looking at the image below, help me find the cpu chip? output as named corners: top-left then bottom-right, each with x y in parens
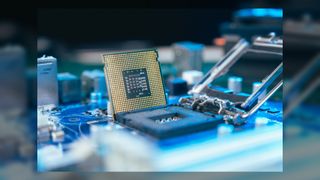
top-left (122, 68), bottom-right (151, 99)
top-left (102, 49), bottom-right (167, 116)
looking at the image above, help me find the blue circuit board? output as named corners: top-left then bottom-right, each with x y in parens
top-left (40, 95), bottom-right (282, 150)
top-left (36, 77), bottom-right (284, 172)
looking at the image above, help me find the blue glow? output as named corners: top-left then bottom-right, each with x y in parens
top-left (236, 8), bottom-right (283, 18)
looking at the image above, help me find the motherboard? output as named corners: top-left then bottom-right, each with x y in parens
top-left (37, 34), bottom-right (283, 172)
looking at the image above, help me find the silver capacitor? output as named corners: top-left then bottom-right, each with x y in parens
top-left (228, 76), bottom-right (242, 94)
top-left (37, 55), bottom-right (59, 107)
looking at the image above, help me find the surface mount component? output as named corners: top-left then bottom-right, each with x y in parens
top-left (102, 49), bottom-right (167, 116)
top-left (57, 73), bottom-right (81, 104)
top-left (81, 70), bottom-right (107, 98)
top-left (116, 105), bottom-right (223, 139)
top-left (37, 55), bottom-right (59, 107)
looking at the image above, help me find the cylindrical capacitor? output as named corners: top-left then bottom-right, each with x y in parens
top-left (182, 70), bottom-right (204, 86)
top-left (228, 76), bottom-right (243, 94)
top-left (252, 81), bottom-right (266, 102)
top-left (168, 78), bottom-right (188, 96)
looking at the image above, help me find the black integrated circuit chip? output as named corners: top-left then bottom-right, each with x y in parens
top-left (122, 68), bottom-right (151, 99)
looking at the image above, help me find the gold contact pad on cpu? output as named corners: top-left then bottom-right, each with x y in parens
top-left (102, 49), bottom-right (167, 115)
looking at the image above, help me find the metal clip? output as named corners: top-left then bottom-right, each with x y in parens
top-left (186, 34), bottom-right (283, 121)
top-left (241, 62), bottom-right (283, 110)
top-left (189, 39), bottom-right (249, 95)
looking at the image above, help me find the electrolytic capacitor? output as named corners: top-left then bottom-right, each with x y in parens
top-left (228, 76), bottom-right (243, 94)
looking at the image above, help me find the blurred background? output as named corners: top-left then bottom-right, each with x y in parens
top-left (0, 0), bottom-right (320, 179)
top-left (37, 8), bottom-right (283, 99)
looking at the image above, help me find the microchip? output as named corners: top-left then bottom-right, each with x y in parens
top-left (102, 49), bottom-right (167, 116)
top-left (122, 68), bottom-right (151, 99)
